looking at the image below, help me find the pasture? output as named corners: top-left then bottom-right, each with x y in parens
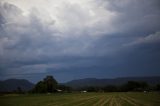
top-left (0, 92), bottom-right (160, 106)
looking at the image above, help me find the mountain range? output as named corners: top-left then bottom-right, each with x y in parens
top-left (65, 76), bottom-right (160, 89)
top-left (0, 79), bottom-right (34, 92)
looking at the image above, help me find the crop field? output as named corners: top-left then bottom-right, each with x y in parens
top-left (0, 92), bottom-right (160, 106)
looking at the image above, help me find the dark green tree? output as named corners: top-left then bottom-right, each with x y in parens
top-left (44, 76), bottom-right (58, 92)
top-left (33, 75), bottom-right (58, 93)
top-left (34, 81), bottom-right (47, 93)
top-left (124, 81), bottom-right (140, 91)
top-left (139, 82), bottom-right (149, 90)
top-left (156, 84), bottom-right (160, 91)
top-left (122, 81), bottom-right (149, 91)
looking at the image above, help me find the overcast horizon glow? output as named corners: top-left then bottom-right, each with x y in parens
top-left (0, 0), bottom-right (160, 83)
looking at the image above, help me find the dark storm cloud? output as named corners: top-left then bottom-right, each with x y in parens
top-left (0, 0), bottom-right (160, 82)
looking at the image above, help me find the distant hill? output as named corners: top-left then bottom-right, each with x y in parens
top-left (65, 76), bottom-right (160, 89)
top-left (0, 79), bottom-right (34, 92)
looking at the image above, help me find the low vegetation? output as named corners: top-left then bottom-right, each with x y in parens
top-left (0, 92), bottom-right (160, 106)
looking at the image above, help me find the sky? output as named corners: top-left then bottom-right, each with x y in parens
top-left (0, 0), bottom-right (160, 83)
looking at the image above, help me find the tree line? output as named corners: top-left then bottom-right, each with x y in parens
top-left (29, 75), bottom-right (160, 93)
top-left (79, 81), bottom-right (153, 92)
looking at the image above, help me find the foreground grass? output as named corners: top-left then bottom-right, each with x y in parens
top-left (0, 92), bottom-right (160, 106)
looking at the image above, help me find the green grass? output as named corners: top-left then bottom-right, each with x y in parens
top-left (0, 92), bottom-right (160, 106)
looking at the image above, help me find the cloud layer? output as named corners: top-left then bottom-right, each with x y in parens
top-left (0, 0), bottom-right (160, 82)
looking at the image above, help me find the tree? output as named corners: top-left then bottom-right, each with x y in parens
top-left (34, 81), bottom-right (47, 93)
top-left (33, 75), bottom-right (58, 93)
top-left (139, 82), bottom-right (149, 90)
top-left (122, 81), bottom-right (149, 91)
top-left (124, 81), bottom-right (140, 91)
top-left (156, 84), bottom-right (160, 91)
top-left (44, 76), bottom-right (58, 92)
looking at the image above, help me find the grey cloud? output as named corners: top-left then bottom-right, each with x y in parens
top-left (126, 31), bottom-right (160, 46)
top-left (0, 0), bottom-right (160, 82)
top-left (98, 0), bottom-right (160, 35)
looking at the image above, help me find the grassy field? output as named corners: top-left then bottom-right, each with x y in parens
top-left (0, 92), bottom-right (160, 106)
